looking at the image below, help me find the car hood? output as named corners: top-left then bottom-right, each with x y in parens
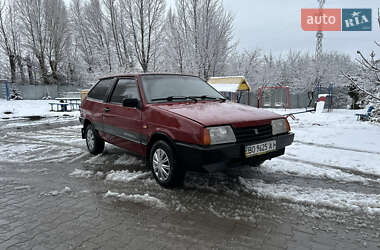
top-left (155, 101), bottom-right (283, 127)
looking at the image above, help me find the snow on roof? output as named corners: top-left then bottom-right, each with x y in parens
top-left (208, 76), bottom-right (245, 79)
top-left (209, 83), bottom-right (240, 92)
top-left (208, 76), bottom-right (251, 92)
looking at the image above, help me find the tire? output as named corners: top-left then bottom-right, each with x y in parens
top-left (149, 140), bottom-right (185, 188)
top-left (85, 123), bottom-right (105, 155)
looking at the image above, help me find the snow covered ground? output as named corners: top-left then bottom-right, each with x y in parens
top-left (0, 99), bottom-right (80, 120)
top-left (282, 109), bottom-right (380, 176)
top-left (1, 101), bottom-right (380, 217)
top-left (238, 108), bottom-right (380, 214)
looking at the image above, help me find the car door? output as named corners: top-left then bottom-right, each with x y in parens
top-left (102, 78), bottom-right (144, 155)
top-left (85, 78), bottom-right (116, 138)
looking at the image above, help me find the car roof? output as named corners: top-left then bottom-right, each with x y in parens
top-left (99, 72), bottom-right (200, 80)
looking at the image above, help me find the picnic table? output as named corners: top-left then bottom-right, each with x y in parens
top-left (49, 102), bottom-right (70, 112)
top-left (55, 97), bottom-right (81, 111)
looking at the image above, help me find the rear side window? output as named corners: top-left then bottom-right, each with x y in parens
top-left (110, 78), bottom-right (140, 104)
top-left (87, 78), bottom-right (113, 101)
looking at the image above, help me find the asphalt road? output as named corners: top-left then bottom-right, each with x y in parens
top-left (0, 118), bottom-right (379, 250)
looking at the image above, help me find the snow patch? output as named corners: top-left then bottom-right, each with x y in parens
top-left (105, 170), bottom-right (150, 183)
top-left (239, 178), bottom-right (380, 214)
top-left (41, 186), bottom-right (72, 197)
top-left (104, 191), bottom-right (166, 208)
top-left (69, 169), bottom-right (94, 178)
top-left (85, 154), bottom-right (106, 164)
top-left (261, 159), bottom-right (371, 184)
top-left (114, 154), bottom-right (143, 165)
top-left (0, 99), bottom-right (79, 120)
top-left (14, 185), bottom-right (32, 190)
top-left (17, 168), bottom-right (48, 174)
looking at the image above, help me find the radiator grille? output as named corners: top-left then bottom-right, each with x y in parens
top-left (233, 124), bottom-right (272, 143)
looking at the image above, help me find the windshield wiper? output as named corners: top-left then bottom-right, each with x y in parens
top-left (151, 96), bottom-right (198, 102)
top-left (190, 95), bottom-right (226, 102)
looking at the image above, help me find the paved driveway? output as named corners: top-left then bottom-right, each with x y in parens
top-left (0, 119), bottom-right (379, 249)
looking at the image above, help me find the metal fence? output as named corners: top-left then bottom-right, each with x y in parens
top-left (238, 87), bottom-right (349, 109)
top-left (0, 83), bottom-right (84, 100)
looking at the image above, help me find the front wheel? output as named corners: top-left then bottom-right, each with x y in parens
top-left (149, 140), bottom-right (185, 188)
top-left (85, 124), bottom-right (105, 155)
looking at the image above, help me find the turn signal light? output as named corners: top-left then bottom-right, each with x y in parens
top-left (202, 128), bottom-right (211, 145)
top-left (285, 118), bottom-right (291, 132)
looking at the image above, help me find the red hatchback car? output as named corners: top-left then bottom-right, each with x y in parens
top-left (80, 74), bottom-right (294, 188)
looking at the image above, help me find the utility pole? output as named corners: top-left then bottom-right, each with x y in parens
top-left (314, 0), bottom-right (326, 90)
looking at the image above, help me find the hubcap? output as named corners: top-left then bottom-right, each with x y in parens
top-left (152, 148), bottom-right (171, 182)
top-left (86, 128), bottom-right (95, 151)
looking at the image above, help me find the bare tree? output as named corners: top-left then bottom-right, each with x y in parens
top-left (162, 9), bottom-right (187, 72)
top-left (45, 0), bottom-right (70, 82)
top-left (70, 0), bottom-right (95, 71)
top-left (0, 0), bottom-right (20, 83)
top-left (173, 0), bottom-right (234, 79)
top-left (17, 0), bottom-right (50, 84)
top-left (84, 0), bottom-right (112, 72)
top-left (229, 49), bottom-right (261, 80)
top-left (342, 10), bottom-right (380, 102)
top-left (121, 0), bottom-right (165, 72)
top-left (103, 0), bottom-right (123, 67)
top-left (103, 0), bottom-right (133, 70)
top-left (342, 50), bottom-right (380, 101)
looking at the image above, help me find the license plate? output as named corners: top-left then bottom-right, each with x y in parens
top-left (245, 141), bottom-right (276, 158)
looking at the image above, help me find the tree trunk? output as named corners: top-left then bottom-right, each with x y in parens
top-left (38, 55), bottom-right (49, 84)
top-left (49, 59), bottom-right (58, 82)
top-left (26, 55), bottom-right (33, 85)
top-left (68, 63), bottom-right (74, 83)
top-left (142, 62), bottom-right (148, 73)
top-left (16, 55), bottom-right (26, 83)
top-left (9, 54), bottom-right (16, 83)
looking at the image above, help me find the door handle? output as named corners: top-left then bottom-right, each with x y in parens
top-left (104, 107), bottom-right (110, 112)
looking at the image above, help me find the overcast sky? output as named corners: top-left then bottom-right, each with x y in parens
top-left (66, 0), bottom-right (379, 59)
top-left (221, 0), bottom-right (380, 58)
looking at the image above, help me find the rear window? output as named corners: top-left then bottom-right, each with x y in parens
top-left (87, 78), bottom-right (113, 101)
top-left (110, 78), bottom-right (140, 104)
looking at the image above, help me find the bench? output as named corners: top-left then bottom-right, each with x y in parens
top-left (355, 106), bottom-right (374, 121)
top-left (49, 102), bottom-right (70, 112)
top-left (55, 98), bottom-right (81, 111)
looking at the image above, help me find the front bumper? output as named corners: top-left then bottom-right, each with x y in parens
top-left (175, 132), bottom-right (294, 172)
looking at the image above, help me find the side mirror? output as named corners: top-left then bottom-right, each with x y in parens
top-left (122, 98), bottom-right (140, 109)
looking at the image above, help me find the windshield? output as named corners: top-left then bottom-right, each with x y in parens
top-left (141, 75), bottom-right (225, 103)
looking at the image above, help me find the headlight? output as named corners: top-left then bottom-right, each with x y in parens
top-left (271, 119), bottom-right (290, 135)
top-left (203, 126), bottom-right (236, 145)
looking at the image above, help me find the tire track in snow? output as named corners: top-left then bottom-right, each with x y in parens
top-left (0, 119), bottom-right (79, 134)
top-left (224, 164), bottom-right (380, 197)
top-left (260, 158), bottom-right (376, 186)
top-left (5, 134), bottom-right (86, 150)
top-left (294, 140), bottom-right (380, 156)
top-left (280, 156), bottom-right (380, 181)
top-left (29, 151), bottom-right (84, 163)
top-left (0, 139), bottom-right (51, 146)
top-left (239, 177), bottom-right (380, 215)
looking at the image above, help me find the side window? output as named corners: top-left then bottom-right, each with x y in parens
top-left (88, 79), bottom-right (113, 101)
top-left (110, 78), bottom-right (140, 104)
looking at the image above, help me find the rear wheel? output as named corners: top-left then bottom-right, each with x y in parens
top-left (149, 140), bottom-right (185, 188)
top-left (85, 124), bottom-right (104, 155)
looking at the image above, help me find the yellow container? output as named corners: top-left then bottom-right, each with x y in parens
top-left (81, 89), bottom-right (89, 102)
